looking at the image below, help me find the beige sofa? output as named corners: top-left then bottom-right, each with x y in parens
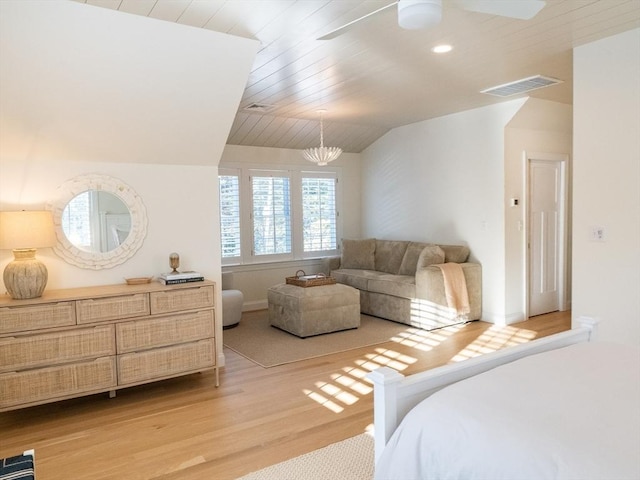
top-left (322, 238), bottom-right (481, 330)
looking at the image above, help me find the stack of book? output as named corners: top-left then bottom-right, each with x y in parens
top-left (159, 271), bottom-right (204, 285)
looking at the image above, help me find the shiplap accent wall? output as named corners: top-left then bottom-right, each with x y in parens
top-left (361, 97), bottom-right (573, 325)
top-left (361, 99), bottom-right (526, 324)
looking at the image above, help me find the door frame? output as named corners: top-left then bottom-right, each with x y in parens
top-left (523, 151), bottom-right (570, 317)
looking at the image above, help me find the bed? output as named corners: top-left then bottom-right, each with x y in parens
top-left (367, 317), bottom-right (640, 479)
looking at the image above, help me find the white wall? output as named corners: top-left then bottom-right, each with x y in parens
top-left (361, 99), bottom-right (526, 324)
top-left (504, 99), bottom-right (573, 321)
top-left (220, 144), bottom-right (362, 309)
top-left (0, 0), bottom-right (258, 366)
top-left (0, 1), bottom-right (257, 167)
top-left (0, 159), bottom-right (219, 285)
top-left (361, 97), bottom-right (573, 325)
top-left (572, 28), bottom-right (640, 345)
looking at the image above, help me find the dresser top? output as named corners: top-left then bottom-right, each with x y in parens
top-left (0, 280), bottom-right (215, 307)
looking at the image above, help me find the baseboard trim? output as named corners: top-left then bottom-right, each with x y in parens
top-left (243, 299), bottom-right (267, 312)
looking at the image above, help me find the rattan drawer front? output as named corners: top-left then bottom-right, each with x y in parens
top-left (0, 302), bottom-right (76, 334)
top-left (0, 357), bottom-right (117, 410)
top-left (150, 286), bottom-right (214, 314)
top-left (76, 293), bottom-right (150, 324)
top-left (117, 338), bottom-right (215, 385)
top-left (116, 310), bottom-right (214, 354)
top-left (0, 325), bottom-right (115, 373)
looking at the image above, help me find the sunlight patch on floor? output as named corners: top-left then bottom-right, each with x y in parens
top-left (452, 325), bottom-right (536, 362)
top-left (315, 381), bottom-right (359, 405)
top-left (302, 389), bottom-right (344, 413)
top-left (391, 322), bottom-right (463, 352)
top-left (303, 347), bottom-right (418, 413)
top-left (302, 316), bottom-right (466, 413)
top-left (331, 371), bottom-right (372, 395)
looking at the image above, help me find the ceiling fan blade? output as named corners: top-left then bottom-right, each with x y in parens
top-left (317, 1), bottom-right (398, 40)
top-left (452, 0), bottom-right (546, 20)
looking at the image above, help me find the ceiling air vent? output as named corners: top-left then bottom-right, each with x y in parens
top-left (243, 103), bottom-right (276, 113)
top-left (481, 75), bottom-right (563, 97)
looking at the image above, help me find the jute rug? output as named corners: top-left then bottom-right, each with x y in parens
top-left (236, 433), bottom-right (374, 480)
top-left (223, 310), bottom-right (412, 368)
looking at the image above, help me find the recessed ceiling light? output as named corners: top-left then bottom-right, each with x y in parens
top-left (431, 44), bottom-right (453, 54)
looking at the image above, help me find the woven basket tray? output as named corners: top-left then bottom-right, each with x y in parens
top-left (286, 270), bottom-right (336, 287)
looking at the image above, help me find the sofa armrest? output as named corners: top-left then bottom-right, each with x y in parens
top-left (321, 256), bottom-right (342, 275)
top-left (415, 262), bottom-right (482, 320)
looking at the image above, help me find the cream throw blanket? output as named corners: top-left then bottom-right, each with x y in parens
top-left (434, 263), bottom-right (470, 316)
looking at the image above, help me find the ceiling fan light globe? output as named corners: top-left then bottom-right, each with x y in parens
top-left (398, 0), bottom-right (442, 30)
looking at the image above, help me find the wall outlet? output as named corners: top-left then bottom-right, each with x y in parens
top-left (590, 226), bottom-right (606, 242)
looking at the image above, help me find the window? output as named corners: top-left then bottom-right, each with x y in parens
top-left (61, 190), bottom-right (93, 249)
top-left (251, 173), bottom-right (291, 257)
top-left (302, 175), bottom-right (337, 253)
top-left (219, 174), bottom-right (241, 259)
top-left (218, 166), bottom-right (341, 265)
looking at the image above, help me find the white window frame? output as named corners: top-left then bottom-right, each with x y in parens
top-left (219, 163), bottom-right (342, 266)
top-left (218, 168), bottom-right (242, 263)
top-left (296, 171), bottom-right (340, 259)
top-left (250, 169), bottom-right (293, 263)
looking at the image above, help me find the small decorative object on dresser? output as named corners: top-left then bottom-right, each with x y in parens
top-left (0, 280), bottom-right (218, 412)
top-left (125, 276), bottom-right (153, 285)
top-left (159, 271), bottom-right (204, 285)
top-left (169, 252), bottom-right (180, 273)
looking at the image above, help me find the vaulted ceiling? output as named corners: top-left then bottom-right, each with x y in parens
top-left (73, 0), bottom-right (640, 153)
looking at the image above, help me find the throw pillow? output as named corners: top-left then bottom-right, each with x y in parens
top-left (398, 242), bottom-right (429, 276)
top-left (341, 238), bottom-right (376, 270)
top-left (439, 245), bottom-right (470, 263)
top-left (375, 240), bottom-right (408, 274)
top-left (417, 245), bottom-right (445, 268)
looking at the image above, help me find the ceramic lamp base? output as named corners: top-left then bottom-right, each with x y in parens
top-left (3, 248), bottom-right (48, 299)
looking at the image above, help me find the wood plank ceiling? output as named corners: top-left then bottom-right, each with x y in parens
top-left (73, 0), bottom-right (640, 153)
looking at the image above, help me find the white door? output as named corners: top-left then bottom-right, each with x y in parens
top-left (528, 158), bottom-right (565, 317)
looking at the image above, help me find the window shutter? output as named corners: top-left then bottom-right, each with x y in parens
top-left (302, 176), bottom-right (337, 252)
top-left (251, 174), bottom-right (292, 256)
top-left (219, 174), bottom-right (241, 258)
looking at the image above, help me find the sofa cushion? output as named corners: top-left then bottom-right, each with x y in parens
top-left (398, 242), bottom-right (430, 276)
top-left (418, 245), bottom-right (446, 267)
top-left (332, 269), bottom-right (378, 291)
top-left (367, 274), bottom-right (416, 299)
top-left (341, 238), bottom-right (375, 269)
top-left (375, 240), bottom-right (408, 274)
top-left (439, 244), bottom-right (470, 263)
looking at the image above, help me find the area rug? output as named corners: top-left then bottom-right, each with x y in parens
top-left (223, 310), bottom-right (411, 368)
top-left (236, 433), bottom-right (374, 480)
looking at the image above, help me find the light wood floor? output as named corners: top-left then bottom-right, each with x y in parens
top-left (0, 311), bottom-right (570, 480)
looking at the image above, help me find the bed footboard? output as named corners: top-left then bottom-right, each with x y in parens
top-left (367, 317), bottom-right (598, 462)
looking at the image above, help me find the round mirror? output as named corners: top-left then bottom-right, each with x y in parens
top-left (61, 190), bottom-right (131, 253)
top-left (48, 174), bottom-right (147, 269)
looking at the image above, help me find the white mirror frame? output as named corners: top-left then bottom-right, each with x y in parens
top-left (47, 174), bottom-right (148, 270)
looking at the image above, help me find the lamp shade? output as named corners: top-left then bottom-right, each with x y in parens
top-left (0, 211), bottom-right (56, 250)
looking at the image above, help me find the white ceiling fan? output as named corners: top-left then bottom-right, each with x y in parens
top-left (318, 0), bottom-right (546, 40)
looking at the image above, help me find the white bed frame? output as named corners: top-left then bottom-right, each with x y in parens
top-left (366, 317), bottom-right (599, 461)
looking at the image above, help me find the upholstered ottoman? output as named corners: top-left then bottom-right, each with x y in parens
top-left (268, 283), bottom-right (360, 337)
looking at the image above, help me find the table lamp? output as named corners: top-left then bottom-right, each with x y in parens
top-left (0, 210), bottom-right (56, 299)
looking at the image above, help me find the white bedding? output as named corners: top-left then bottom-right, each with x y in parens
top-left (374, 342), bottom-right (640, 480)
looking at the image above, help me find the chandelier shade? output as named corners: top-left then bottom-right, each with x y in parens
top-left (303, 112), bottom-right (342, 166)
